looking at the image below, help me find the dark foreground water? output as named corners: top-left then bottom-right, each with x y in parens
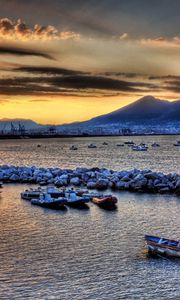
top-left (0, 184), bottom-right (180, 300)
top-left (0, 136), bottom-right (180, 299)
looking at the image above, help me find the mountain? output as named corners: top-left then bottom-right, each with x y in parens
top-left (82, 96), bottom-right (180, 126)
top-left (0, 118), bottom-right (43, 131)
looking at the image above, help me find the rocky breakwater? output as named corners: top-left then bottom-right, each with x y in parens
top-left (0, 165), bottom-right (180, 196)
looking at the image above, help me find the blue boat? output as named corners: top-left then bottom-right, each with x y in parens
top-left (145, 235), bottom-right (180, 258)
top-left (31, 193), bottom-right (67, 209)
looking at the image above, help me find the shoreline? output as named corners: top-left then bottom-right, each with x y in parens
top-left (0, 165), bottom-right (179, 196)
top-left (0, 133), bottom-right (180, 140)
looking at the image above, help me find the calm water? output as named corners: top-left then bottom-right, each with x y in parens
top-left (0, 136), bottom-right (180, 299)
top-left (0, 135), bottom-right (179, 173)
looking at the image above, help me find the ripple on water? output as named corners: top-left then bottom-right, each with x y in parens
top-left (0, 185), bottom-right (179, 299)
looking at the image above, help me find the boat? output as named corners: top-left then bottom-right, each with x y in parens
top-left (21, 185), bottom-right (64, 200)
top-left (21, 187), bottom-right (43, 200)
top-left (151, 142), bottom-right (160, 147)
top-left (139, 143), bottom-right (148, 148)
top-left (145, 235), bottom-right (180, 258)
top-left (65, 190), bottom-right (90, 208)
top-left (31, 193), bottom-right (67, 209)
top-left (116, 144), bottom-right (124, 147)
top-left (102, 142), bottom-right (108, 145)
top-left (70, 145), bottom-right (78, 150)
top-left (0, 182), bottom-right (3, 188)
top-left (124, 141), bottom-right (134, 145)
top-left (132, 145), bottom-right (148, 151)
top-left (88, 143), bottom-right (97, 149)
top-left (174, 141), bottom-right (180, 147)
top-left (92, 195), bottom-right (118, 209)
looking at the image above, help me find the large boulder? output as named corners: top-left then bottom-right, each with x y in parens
top-left (87, 181), bottom-right (96, 189)
top-left (95, 178), bottom-right (109, 190)
top-left (70, 177), bottom-right (81, 186)
top-left (9, 174), bottom-right (20, 182)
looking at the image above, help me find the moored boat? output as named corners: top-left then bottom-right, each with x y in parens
top-left (88, 143), bottom-right (97, 149)
top-left (124, 141), bottom-right (134, 145)
top-left (65, 189), bottom-right (90, 208)
top-left (174, 141), bottom-right (180, 147)
top-left (132, 145), bottom-right (148, 151)
top-left (145, 235), bottom-right (180, 258)
top-left (0, 181), bottom-right (3, 188)
top-left (92, 195), bottom-right (118, 209)
top-left (70, 145), bottom-right (78, 150)
top-left (31, 193), bottom-right (67, 209)
top-left (151, 142), bottom-right (160, 147)
top-left (21, 185), bottom-right (64, 200)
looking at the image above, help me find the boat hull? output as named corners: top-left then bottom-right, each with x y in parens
top-left (92, 196), bottom-right (118, 209)
top-left (145, 235), bottom-right (180, 258)
top-left (31, 198), bottom-right (67, 209)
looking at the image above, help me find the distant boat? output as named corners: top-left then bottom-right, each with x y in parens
top-left (102, 142), bottom-right (108, 145)
top-left (132, 145), bottom-right (148, 151)
top-left (92, 195), bottom-right (118, 209)
top-left (31, 193), bottom-right (67, 209)
top-left (139, 143), bottom-right (148, 148)
top-left (116, 144), bottom-right (124, 147)
top-left (88, 143), bottom-right (97, 148)
top-left (152, 142), bottom-right (160, 147)
top-left (124, 141), bottom-right (134, 145)
top-left (145, 235), bottom-right (180, 258)
top-left (0, 182), bottom-right (3, 188)
top-left (70, 145), bottom-right (78, 150)
top-left (174, 141), bottom-right (180, 147)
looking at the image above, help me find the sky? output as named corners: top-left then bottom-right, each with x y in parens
top-left (0, 0), bottom-right (180, 124)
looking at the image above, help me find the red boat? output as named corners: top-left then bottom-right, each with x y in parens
top-left (92, 195), bottom-right (118, 209)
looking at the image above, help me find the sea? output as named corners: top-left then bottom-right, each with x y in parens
top-left (0, 135), bottom-right (179, 300)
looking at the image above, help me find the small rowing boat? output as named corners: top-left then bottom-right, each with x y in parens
top-left (145, 235), bottom-right (180, 258)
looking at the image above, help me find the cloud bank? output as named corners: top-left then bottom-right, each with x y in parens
top-left (0, 18), bottom-right (80, 41)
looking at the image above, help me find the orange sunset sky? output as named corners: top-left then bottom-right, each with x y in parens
top-left (0, 0), bottom-right (179, 124)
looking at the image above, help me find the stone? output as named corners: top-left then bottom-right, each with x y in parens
top-left (95, 179), bottom-right (109, 190)
top-left (87, 181), bottom-right (96, 189)
top-left (70, 177), bottom-right (81, 186)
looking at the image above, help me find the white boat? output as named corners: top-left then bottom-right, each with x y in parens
top-left (70, 145), bottom-right (78, 150)
top-left (88, 143), bottom-right (97, 148)
top-left (132, 145), bottom-right (148, 151)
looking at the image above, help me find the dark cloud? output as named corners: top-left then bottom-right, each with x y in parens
top-left (149, 75), bottom-right (180, 80)
top-left (0, 73), bottom-right (159, 97)
top-left (165, 80), bottom-right (180, 93)
top-left (0, 46), bottom-right (54, 60)
top-left (15, 66), bottom-right (88, 75)
top-left (49, 75), bottom-right (156, 92)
